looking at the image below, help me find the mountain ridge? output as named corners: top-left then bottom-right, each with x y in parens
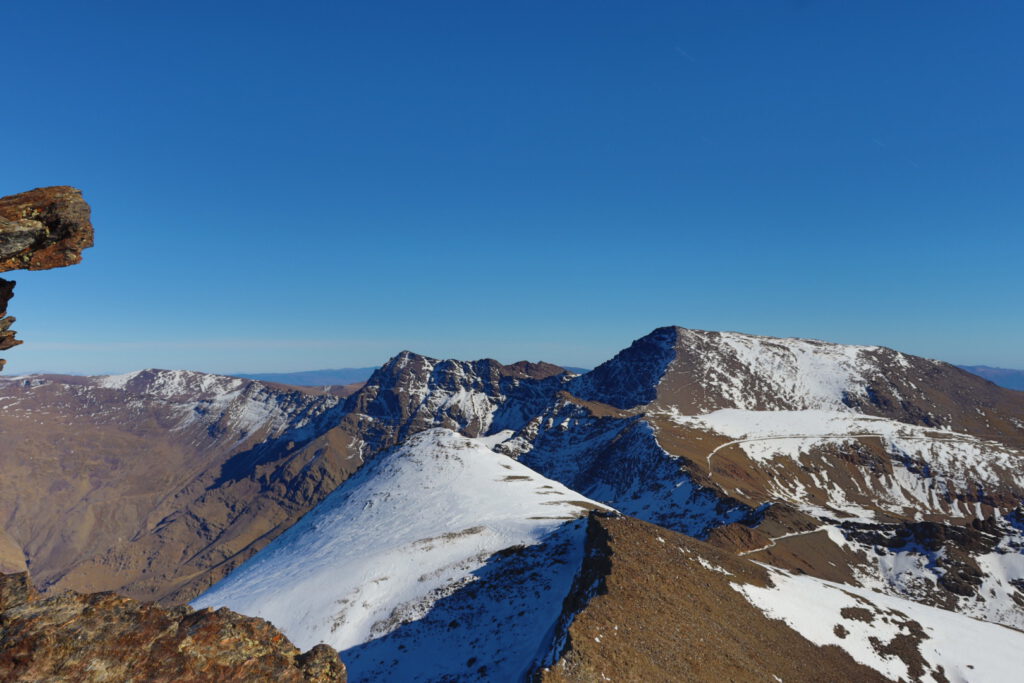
top-left (187, 325), bottom-right (1024, 679)
top-left (5, 324), bottom-right (1024, 680)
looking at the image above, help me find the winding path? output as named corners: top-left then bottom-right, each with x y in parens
top-left (737, 528), bottom-right (826, 557)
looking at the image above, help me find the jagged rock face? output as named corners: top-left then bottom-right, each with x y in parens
top-left (0, 571), bottom-right (345, 682)
top-left (0, 187), bottom-right (93, 271)
top-left (344, 351), bottom-right (570, 448)
top-left (0, 281), bottom-right (15, 360)
top-left (566, 326), bottom-right (676, 409)
top-left (0, 186), bottom-right (94, 370)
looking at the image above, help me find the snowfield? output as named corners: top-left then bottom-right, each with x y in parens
top-left (732, 565), bottom-right (1023, 682)
top-left (665, 408), bottom-right (1024, 520)
top-left (695, 330), bottom-right (883, 411)
top-left (193, 428), bottom-right (608, 680)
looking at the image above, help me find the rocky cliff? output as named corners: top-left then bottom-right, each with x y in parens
top-left (0, 186), bottom-right (94, 370)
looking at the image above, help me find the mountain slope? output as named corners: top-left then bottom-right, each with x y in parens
top-left (0, 355), bottom-right (575, 605)
top-left (194, 428), bottom-right (605, 681)
top-left (0, 370), bottom-right (353, 602)
top-left (514, 327), bottom-right (1024, 630)
top-left (4, 324), bottom-right (1023, 679)
top-left (572, 327), bottom-right (1024, 444)
top-left (536, 513), bottom-right (1023, 683)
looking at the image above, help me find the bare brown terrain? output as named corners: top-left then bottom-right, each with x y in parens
top-left (535, 513), bottom-right (886, 683)
top-left (0, 371), bottom-right (364, 603)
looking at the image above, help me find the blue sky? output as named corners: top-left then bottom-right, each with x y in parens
top-left (2, 1), bottom-right (1022, 374)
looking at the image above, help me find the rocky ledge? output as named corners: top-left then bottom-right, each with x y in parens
top-left (0, 572), bottom-right (346, 682)
top-left (0, 186), bottom-right (94, 369)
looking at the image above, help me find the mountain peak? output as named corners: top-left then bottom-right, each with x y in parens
top-left (561, 325), bottom-right (1024, 437)
top-left (567, 326), bottom-right (679, 409)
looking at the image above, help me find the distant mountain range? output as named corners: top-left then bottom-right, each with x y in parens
top-left (5, 326), bottom-right (1023, 679)
top-left (959, 365), bottom-right (1024, 391)
top-left (235, 366), bottom-right (591, 387)
top-left (234, 367), bottom-right (379, 386)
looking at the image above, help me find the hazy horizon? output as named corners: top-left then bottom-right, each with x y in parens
top-left (6, 324), bottom-right (1023, 378)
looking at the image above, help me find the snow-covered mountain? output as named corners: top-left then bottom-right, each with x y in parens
top-left (344, 352), bottom-right (571, 447)
top-left (0, 357), bottom-right (576, 604)
top-left (194, 428), bottom-right (605, 681)
top-left (6, 326), bottom-right (1024, 681)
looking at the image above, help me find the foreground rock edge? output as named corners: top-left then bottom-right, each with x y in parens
top-left (0, 571), bottom-right (346, 682)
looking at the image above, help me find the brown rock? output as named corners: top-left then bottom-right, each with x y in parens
top-left (0, 186), bottom-right (94, 272)
top-left (0, 186), bottom-right (94, 370)
top-left (0, 571), bottom-right (346, 682)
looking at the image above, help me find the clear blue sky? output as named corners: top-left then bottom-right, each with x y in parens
top-left (3, 1), bottom-right (1022, 374)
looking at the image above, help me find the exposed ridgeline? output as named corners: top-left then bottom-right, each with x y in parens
top-left (0, 186), bottom-right (94, 370)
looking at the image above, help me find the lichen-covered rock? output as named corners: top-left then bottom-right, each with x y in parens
top-left (0, 572), bottom-right (346, 682)
top-left (0, 186), bottom-right (94, 370)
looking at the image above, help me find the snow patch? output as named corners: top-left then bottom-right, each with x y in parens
top-left (732, 567), bottom-right (1024, 682)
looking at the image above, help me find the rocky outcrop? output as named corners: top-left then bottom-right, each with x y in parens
top-left (0, 571), bottom-right (345, 682)
top-left (345, 351), bottom-right (571, 447)
top-left (0, 186), bottom-right (94, 370)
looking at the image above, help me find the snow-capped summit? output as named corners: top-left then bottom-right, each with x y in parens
top-left (568, 326), bottom-right (1024, 437)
